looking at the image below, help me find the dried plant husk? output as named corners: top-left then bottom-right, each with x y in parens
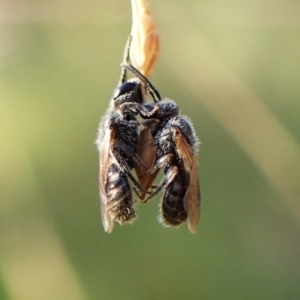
top-left (130, 0), bottom-right (160, 78)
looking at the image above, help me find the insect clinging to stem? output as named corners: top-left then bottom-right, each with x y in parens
top-left (96, 36), bottom-right (148, 233)
top-left (123, 63), bottom-right (201, 233)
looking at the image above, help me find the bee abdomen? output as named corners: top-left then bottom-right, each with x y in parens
top-left (106, 164), bottom-right (136, 224)
top-left (160, 182), bottom-right (187, 227)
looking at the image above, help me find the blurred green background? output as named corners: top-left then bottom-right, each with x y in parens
top-left (1, 1), bottom-right (300, 299)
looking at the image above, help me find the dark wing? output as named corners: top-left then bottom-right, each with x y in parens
top-left (175, 133), bottom-right (201, 234)
top-left (135, 127), bottom-right (159, 201)
top-left (98, 118), bottom-right (116, 233)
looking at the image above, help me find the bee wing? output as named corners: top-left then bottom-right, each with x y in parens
top-left (98, 120), bottom-right (116, 233)
top-left (135, 128), bottom-right (159, 200)
top-left (184, 155), bottom-right (200, 234)
top-left (176, 135), bottom-right (201, 234)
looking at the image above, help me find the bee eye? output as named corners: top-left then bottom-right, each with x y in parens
top-left (113, 82), bottom-right (137, 99)
top-left (143, 103), bottom-right (155, 112)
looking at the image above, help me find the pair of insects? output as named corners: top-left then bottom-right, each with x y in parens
top-left (96, 39), bottom-right (200, 233)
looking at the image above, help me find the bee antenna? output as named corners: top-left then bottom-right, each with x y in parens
top-left (118, 35), bottom-right (133, 84)
top-left (121, 63), bottom-right (161, 103)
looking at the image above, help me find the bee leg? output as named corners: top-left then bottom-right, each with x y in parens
top-left (144, 166), bottom-right (178, 202)
top-left (127, 120), bottom-right (141, 126)
top-left (132, 183), bottom-right (153, 200)
top-left (139, 105), bottom-right (160, 118)
top-left (132, 186), bottom-right (143, 201)
top-left (127, 172), bottom-right (151, 194)
top-left (142, 154), bottom-right (173, 176)
top-left (119, 102), bottom-right (140, 115)
top-left (115, 118), bottom-right (140, 128)
top-left (111, 149), bottom-right (131, 174)
top-left (132, 154), bottom-right (148, 171)
top-left (111, 145), bottom-right (145, 173)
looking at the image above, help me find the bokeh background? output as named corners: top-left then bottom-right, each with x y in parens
top-left (1, 1), bottom-right (300, 299)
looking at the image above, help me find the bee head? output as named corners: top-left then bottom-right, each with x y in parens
top-left (158, 100), bottom-right (179, 118)
top-left (113, 81), bottom-right (143, 108)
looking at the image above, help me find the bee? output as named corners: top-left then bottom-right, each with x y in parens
top-left (96, 37), bottom-right (147, 233)
top-left (122, 63), bottom-right (201, 233)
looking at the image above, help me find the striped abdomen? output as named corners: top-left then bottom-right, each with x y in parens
top-left (106, 164), bottom-right (136, 224)
top-left (160, 172), bottom-right (187, 227)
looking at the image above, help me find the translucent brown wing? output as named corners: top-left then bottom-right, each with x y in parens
top-left (175, 132), bottom-right (201, 234)
top-left (184, 155), bottom-right (200, 234)
top-left (135, 128), bottom-right (159, 201)
top-left (98, 117), bottom-right (116, 233)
